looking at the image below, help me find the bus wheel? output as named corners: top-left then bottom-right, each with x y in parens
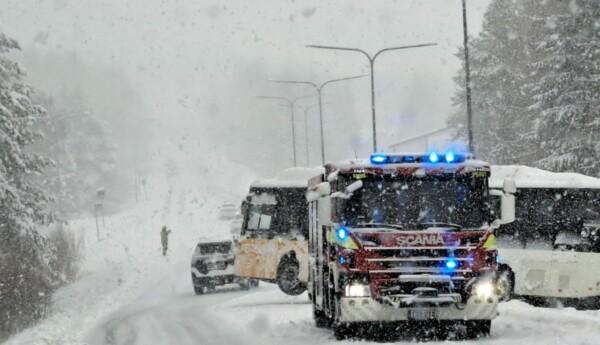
top-left (276, 256), bottom-right (306, 295)
top-left (496, 266), bottom-right (514, 302)
top-left (576, 296), bottom-right (600, 310)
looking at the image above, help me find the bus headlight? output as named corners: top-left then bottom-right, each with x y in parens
top-left (344, 283), bottom-right (371, 297)
top-left (474, 281), bottom-right (495, 299)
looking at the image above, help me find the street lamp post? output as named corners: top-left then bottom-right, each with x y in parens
top-left (270, 75), bottom-right (367, 164)
top-left (257, 95), bottom-right (313, 167)
top-left (462, 0), bottom-right (474, 154)
top-left (306, 43), bottom-right (437, 152)
top-left (299, 103), bottom-right (327, 167)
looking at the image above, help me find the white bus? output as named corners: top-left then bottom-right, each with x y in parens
top-left (490, 165), bottom-right (600, 309)
top-left (234, 167), bottom-right (324, 295)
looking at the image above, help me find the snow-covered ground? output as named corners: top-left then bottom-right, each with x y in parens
top-left (4, 167), bottom-right (600, 345)
top-left (83, 286), bottom-right (600, 345)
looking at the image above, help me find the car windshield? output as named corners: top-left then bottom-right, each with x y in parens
top-left (336, 174), bottom-right (491, 229)
top-left (198, 243), bottom-right (231, 255)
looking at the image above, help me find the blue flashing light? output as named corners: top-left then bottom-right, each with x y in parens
top-left (445, 259), bottom-right (458, 270)
top-left (428, 152), bottom-right (440, 163)
top-left (370, 153), bottom-right (388, 164)
top-left (336, 227), bottom-right (348, 240)
top-left (445, 151), bottom-right (456, 163)
top-left (339, 256), bottom-right (346, 264)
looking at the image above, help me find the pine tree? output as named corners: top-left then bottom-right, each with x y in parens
top-left (0, 33), bottom-right (54, 339)
top-left (34, 92), bottom-right (117, 218)
top-left (449, 0), bottom-right (537, 164)
top-left (450, 0), bottom-right (599, 176)
top-left (524, 0), bottom-right (600, 176)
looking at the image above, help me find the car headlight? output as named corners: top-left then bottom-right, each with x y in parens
top-left (474, 281), bottom-right (495, 299)
top-left (344, 284), bottom-right (371, 297)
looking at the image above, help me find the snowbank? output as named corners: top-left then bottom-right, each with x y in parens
top-left (3, 159), bottom-right (256, 345)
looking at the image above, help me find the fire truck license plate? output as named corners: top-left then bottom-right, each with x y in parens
top-left (408, 308), bottom-right (437, 320)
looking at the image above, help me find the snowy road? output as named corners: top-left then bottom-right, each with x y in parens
top-left (85, 266), bottom-right (600, 345)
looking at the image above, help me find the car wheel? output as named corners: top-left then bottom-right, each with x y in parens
top-left (276, 256), bottom-right (306, 296)
top-left (194, 284), bottom-right (205, 295)
top-left (239, 279), bottom-right (251, 290)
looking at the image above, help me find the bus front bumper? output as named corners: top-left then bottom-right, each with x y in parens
top-left (338, 296), bottom-right (498, 322)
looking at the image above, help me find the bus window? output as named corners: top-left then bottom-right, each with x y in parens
top-left (247, 211), bottom-right (272, 230)
top-left (244, 202), bottom-right (275, 232)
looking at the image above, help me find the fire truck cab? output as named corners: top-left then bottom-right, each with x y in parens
top-left (306, 152), bottom-right (510, 339)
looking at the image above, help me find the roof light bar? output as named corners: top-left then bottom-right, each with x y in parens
top-left (369, 152), bottom-right (467, 164)
top-left (428, 152), bottom-right (440, 163)
top-left (370, 153), bottom-right (388, 164)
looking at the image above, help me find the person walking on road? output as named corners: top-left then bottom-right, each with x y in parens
top-left (161, 225), bottom-right (171, 256)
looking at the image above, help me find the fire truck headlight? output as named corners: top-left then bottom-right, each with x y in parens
top-left (344, 284), bottom-right (371, 297)
top-left (474, 281), bottom-right (495, 299)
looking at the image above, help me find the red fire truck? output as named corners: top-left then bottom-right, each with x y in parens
top-left (306, 152), bottom-right (511, 339)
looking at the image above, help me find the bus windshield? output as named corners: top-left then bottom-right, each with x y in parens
top-left (242, 188), bottom-right (308, 237)
top-left (335, 174), bottom-right (492, 229)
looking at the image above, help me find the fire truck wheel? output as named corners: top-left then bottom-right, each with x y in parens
top-left (496, 266), bottom-right (514, 302)
top-left (276, 256), bottom-right (306, 296)
top-left (333, 322), bottom-right (354, 340)
top-left (465, 320), bottom-right (491, 339)
top-left (313, 308), bottom-right (331, 328)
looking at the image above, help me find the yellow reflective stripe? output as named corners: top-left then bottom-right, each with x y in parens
top-left (482, 233), bottom-right (496, 249)
top-left (327, 228), bottom-right (359, 249)
top-left (326, 229), bottom-right (334, 243)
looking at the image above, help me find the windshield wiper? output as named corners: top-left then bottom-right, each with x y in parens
top-left (418, 222), bottom-right (462, 230)
top-left (355, 223), bottom-right (404, 230)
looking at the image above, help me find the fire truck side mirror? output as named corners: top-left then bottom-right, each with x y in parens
top-left (500, 193), bottom-right (516, 224)
top-left (306, 182), bottom-right (331, 202)
top-left (502, 179), bottom-right (517, 194)
top-left (345, 180), bottom-right (363, 194)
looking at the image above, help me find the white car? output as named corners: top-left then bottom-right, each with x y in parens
top-left (190, 240), bottom-right (258, 294)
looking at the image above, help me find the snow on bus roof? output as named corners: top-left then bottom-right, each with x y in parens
top-left (490, 165), bottom-right (600, 189)
top-left (250, 167), bottom-right (325, 189)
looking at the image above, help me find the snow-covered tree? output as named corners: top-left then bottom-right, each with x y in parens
top-left (450, 0), bottom-right (599, 176)
top-left (524, 0), bottom-right (600, 176)
top-left (0, 33), bottom-right (54, 339)
top-left (449, 0), bottom-right (538, 164)
top-left (34, 92), bottom-right (117, 218)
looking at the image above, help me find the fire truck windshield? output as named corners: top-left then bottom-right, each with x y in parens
top-left (335, 173), bottom-right (492, 230)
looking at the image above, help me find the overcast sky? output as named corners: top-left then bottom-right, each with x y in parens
top-left (0, 0), bottom-right (491, 174)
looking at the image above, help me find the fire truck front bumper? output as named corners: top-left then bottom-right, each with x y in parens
top-left (338, 295), bottom-right (498, 322)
